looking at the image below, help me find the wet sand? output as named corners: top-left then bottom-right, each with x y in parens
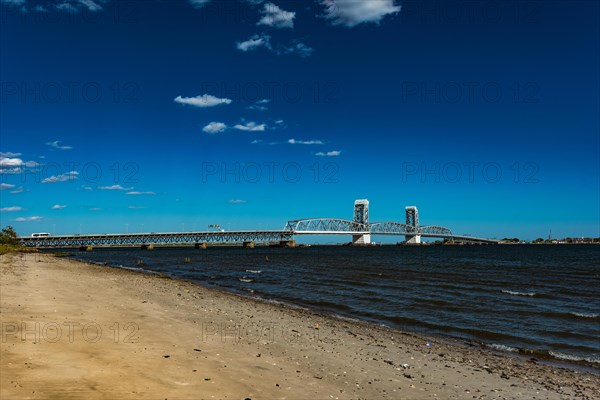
top-left (1, 252), bottom-right (598, 399)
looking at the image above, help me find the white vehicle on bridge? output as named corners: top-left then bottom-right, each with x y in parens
top-left (31, 233), bottom-right (50, 238)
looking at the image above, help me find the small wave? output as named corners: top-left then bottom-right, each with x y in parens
top-left (239, 278), bottom-right (254, 283)
top-left (488, 343), bottom-right (518, 353)
top-left (501, 290), bottom-right (536, 297)
top-left (549, 351), bottom-right (600, 364)
top-left (245, 270), bottom-right (262, 274)
top-left (570, 312), bottom-right (599, 319)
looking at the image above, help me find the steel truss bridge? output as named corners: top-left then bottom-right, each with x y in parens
top-left (19, 201), bottom-right (498, 248)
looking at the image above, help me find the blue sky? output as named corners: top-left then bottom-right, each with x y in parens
top-left (0, 0), bottom-right (598, 241)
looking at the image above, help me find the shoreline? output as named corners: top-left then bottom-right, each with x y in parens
top-left (72, 251), bottom-right (600, 374)
top-left (2, 252), bottom-right (599, 399)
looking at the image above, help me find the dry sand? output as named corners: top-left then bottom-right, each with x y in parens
top-left (1, 252), bottom-right (598, 399)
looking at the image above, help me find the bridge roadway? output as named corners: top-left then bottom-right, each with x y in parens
top-left (18, 220), bottom-right (498, 248)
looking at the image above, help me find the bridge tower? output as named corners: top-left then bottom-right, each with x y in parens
top-left (405, 206), bottom-right (421, 244)
top-left (352, 199), bottom-right (371, 245)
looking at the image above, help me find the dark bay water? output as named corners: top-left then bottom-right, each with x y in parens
top-left (66, 244), bottom-right (600, 366)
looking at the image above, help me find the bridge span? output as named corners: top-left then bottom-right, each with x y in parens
top-left (18, 200), bottom-right (498, 248)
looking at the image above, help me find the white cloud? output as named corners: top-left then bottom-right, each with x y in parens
top-left (42, 171), bottom-right (79, 183)
top-left (82, 186), bottom-right (93, 191)
top-left (128, 206), bottom-right (147, 209)
top-left (0, 183), bottom-right (16, 190)
top-left (258, 2), bottom-right (295, 28)
top-left (52, 204), bottom-right (67, 209)
top-left (288, 139), bottom-right (324, 145)
top-left (10, 186), bottom-right (24, 194)
top-left (188, 0), bottom-right (212, 8)
top-left (1, 206), bottom-right (24, 212)
top-left (279, 41), bottom-right (314, 58)
top-left (228, 199), bottom-right (247, 204)
top-left (174, 94), bottom-right (232, 108)
top-left (316, 150), bottom-right (342, 157)
top-left (89, 207), bottom-right (102, 211)
top-left (247, 98), bottom-right (271, 111)
top-left (237, 34), bottom-right (272, 52)
top-left (202, 122), bottom-right (227, 134)
top-left (14, 216), bottom-right (43, 222)
top-left (54, 0), bottom-right (104, 13)
top-left (0, 152), bottom-right (21, 158)
top-left (247, 105), bottom-right (268, 111)
top-left (321, 0), bottom-right (401, 27)
top-left (0, 0), bottom-right (26, 6)
top-left (250, 139), bottom-right (263, 145)
top-left (233, 122), bottom-right (266, 132)
top-left (0, 157), bottom-right (23, 167)
top-left (24, 161), bottom-right (40, 167)
top-left (0, 167), bottom-right (22, 175)
top-left (46, 140), bottom-right (73, 150)
top-left (126, 191), bottom-right (156, 196)
top-left (98, 184), bottom-right (134, 191)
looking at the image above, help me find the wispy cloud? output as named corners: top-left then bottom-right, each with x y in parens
top-left (46, 140), bottom-right (73, 150)
top-left (236, 34), bottom-right (313, 58)
top-left (98, 184), bottom-right (134, 191)
top-left (187, 0), bottom-right (212, 8)
top-left (89, 207), bottom-right (102, 211)
top-left (126, 191), bottom-right (156, 196)
top-left (0, 183), bottom-right (16, 190)
top-left (42, 171), bottom-right (79, 183)
top-left (279, 41), bottom-right (314, 58)
top-left (258, 2), bottom-right (295, 28)
top-left (128, 206), bottom-right (147, 209)
top-left (316, 150), bottom-right (342, 157)
top-left (321, 0), bottom-right (401, 27)
top-left (233, 122), bottom-right (266, 132)
top-left (202, 122), bottom-right (228, 134)
top-left (1, 206), bottom-right (24, 212)
top-left (237, 34), bottom-right (272, 52)
top-left (174, 94), bottom-right (232, 108)
top-left (228, 199), bottom-right (247, 204)
top-left (247, 99), bottom-right (271, 111)
top-left (10, 186), bottom-right (24, 194)
top-left (0, 152), bottom-right (21, 158)
top-left (14, 216), bottom-right (43, 222)
top-left (0, 0), bottom-right (26, 6)
top-left (288, 139), bottom-right (324, 145)
top-left (52, 204), bottom-right (67, 209)
top-left (250, 139), bottom-right (263, 144)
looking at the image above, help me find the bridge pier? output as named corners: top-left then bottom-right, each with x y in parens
top-left (141, 244), bottom-right (155, 250)
top-left (404, 235), bottom-right (421, 244)
top-left (195, 241), bottom-right (208, 249)
top-left (79, 245), bottom-right (93, 251)
top-left (352, 234), bottom-right (371, 245)
top-left (243, 241), bottom-right (255, 249)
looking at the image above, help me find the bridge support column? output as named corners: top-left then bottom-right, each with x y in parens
top-left (404, 235), bottom-right (421, 244)
top-left (195, 241), bottom-right (208, 249)
top-left (79, 245), bottom-right (93, 251)
top-left (279, 240), bottom-right (296, 248)
top-left (352, 234), bottom-right (371, 245)
top-left (243, 241), bottom-right (255, 249)
top-left (141, 244), bottom-right (155, 250)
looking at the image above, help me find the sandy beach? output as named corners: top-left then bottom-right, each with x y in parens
top-left (1, 252), bottom-right (598, 399)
